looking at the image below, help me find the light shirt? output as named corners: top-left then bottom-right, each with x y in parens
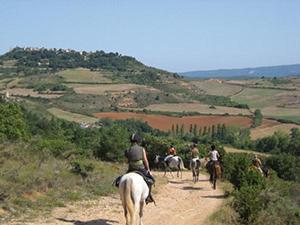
top-left (210, 150), bottom-right (219, 161)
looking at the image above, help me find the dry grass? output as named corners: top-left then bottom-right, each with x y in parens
top-left (68, 83), bottom-right (154, 95)
top-left (47, 107), bottom-right (98, 124)
top-left (250, 119), bottom-right (300, 139)
top-left (224, 146), bottom-right (270, 157)
top-left (6, 78), bottom-right (23, 88)
top-left (261, 106), bottom-right (300, 121)
top-left (193, 80), bottom-right (243, 97)
top-left (143, 103), bottom-right (252, 115)
top-left (0, 88), bottom-right (63, 98)
top-left (58, 68), bottom-right (113, 83)
top-left (231, 87), bottom-right (288, 108)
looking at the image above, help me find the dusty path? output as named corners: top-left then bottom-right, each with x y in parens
top-left (6, 171), bottom-right (224, 225)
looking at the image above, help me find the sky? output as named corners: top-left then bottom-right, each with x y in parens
top-left (0, 0), bottom-right (300, 72)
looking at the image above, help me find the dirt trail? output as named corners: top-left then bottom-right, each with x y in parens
top-left (6, 171), bottom-right (224, 225)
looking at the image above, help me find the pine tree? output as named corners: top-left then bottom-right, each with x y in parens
top-left (171, 124), bottom-right (175, 135)
top-left (212, 124), bottom-right (216, 139)
top-left (193, 124), bottom-right (198, 136)
top-left (198, 127), bottom-right (202, 136)
top-left (180, 124), bottom-right (184, 137)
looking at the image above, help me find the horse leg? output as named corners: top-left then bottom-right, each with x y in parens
top-left (139, 201), bottom-right (144, 225)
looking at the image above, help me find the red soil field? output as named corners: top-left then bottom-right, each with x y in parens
top-left (94, 112), bottom-right (252, 131)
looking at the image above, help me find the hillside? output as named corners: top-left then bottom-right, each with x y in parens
top-left (181, 64), bottom-right (300, 78)
top-left (1, 47), bottom-right (300, 136)
top-left (0, 47), bottom-right (249, 115)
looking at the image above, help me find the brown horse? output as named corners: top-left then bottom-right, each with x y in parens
top-left (208, 161), bottom-right (222, 189)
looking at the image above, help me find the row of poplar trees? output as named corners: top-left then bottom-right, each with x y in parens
top-left (170, 123), bottom-right (226, 139)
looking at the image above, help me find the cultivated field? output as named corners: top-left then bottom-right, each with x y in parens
top-left (0, 88), bottom-right (63, 98)
top-left (193, 79), bottom-right (243, 96)
top-left (250, 119), bottom-right (300, 139)
top-left (261, 106), bottom-right (300, 123)
top-left (231, 87), bottom-right (288, 108)
top-left (58, 68), bottom-right (113, 83)
top-left (143, 103), bottom-right (252, 115)
top-left (47, 107), bottom-right (98, 124)
top-left (68, 83), bottom-right (160, 95)
top-left (94, 112), bottom-right (252, 131)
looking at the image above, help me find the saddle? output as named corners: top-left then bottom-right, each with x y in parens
top-left (113, 171), bottom-right (155, 188)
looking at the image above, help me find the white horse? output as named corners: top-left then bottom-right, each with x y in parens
top-left (119, 172), bottom-right (149, 225)
top-left (190, 158), bottom-right (200, 182)
top-left (154, 155), bottom-right (185, 178)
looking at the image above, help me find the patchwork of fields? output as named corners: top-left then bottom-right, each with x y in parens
top-left (94, 112), bottom-right (252, 131)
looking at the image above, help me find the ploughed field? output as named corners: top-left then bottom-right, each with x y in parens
top-left (94, 112), bottom-right (252, 131)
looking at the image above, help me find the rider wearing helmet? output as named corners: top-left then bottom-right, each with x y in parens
top-left (124, 133), bottom-right (155, 204)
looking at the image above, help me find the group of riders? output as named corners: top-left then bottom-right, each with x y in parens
top-left (115, 133), bottom-right (265, 205)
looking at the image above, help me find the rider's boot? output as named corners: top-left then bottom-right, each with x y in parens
top-left (145, 184), bottom-right (156, 205)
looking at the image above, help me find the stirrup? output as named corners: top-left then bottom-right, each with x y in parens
top-left (145, 195), bottom-right (156, 206)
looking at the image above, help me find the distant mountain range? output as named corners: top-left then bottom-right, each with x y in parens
top-left (180, 64), bottom-right (300, 78)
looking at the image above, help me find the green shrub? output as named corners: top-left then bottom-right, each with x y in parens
top-left (233, 186), bottom-right (264, 224)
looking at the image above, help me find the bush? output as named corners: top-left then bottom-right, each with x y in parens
top-left (95, 125), bottom-right (130, 161)
top-left (265, 154), bottom-right (300, 182)
top-left (233, 185), bottom-right (264, 224)
top-left (0, 103), bottom-right (28, 141)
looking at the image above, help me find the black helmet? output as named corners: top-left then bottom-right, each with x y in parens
top-left (130, 133), bottom-right (141, 143)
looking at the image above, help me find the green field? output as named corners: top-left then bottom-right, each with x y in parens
top-left (47, 107), bottom-right (98, 124)
top-left (58, 68), bottom-right (113, 83)
top-left (231, 87), bottom-right (287, 108)
top-left (193, 80), bottom-right (243, 96)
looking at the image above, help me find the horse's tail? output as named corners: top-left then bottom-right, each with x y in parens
top-left (215, 164), bottom-right (222, 179)
top-left (120, 179), bottom-right (135, 225)
top-left (178, 157), bottom-right (186, 170)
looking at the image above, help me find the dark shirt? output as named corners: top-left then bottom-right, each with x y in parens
top-left (125, 143), bottom-right (145, 170)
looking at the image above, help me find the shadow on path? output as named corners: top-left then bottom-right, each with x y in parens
top-left (56, 218), bottom-right (119, 225)
top-left (168, 180), bottom-right (184, 184)
top-left (201, 194), bottom-right (227, 199)
top-left (182, 186), bottom-right (204, 191)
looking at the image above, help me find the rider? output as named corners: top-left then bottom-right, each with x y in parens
top-left (164, 144), bottom-right (177, 166)
top-left (190, 143), bottom-right (200, 169)
top-left (252, 154), bottom-right (263, 175)
top-left (207, 144), bottom-right (220, 182)
top-left (124, 133), bottom-right (155, 204)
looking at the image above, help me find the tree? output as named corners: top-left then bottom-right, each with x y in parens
top-left (289, 128), bottom-right (300, 156)
top-left (253, 109), bottom-right (263, 127)
top-left (180, 124), bottom-right (184, 137)
top-left (211, 125), bottom-right (216, 139)
top-left (175, 124), bottom-right (179, 135)
top-left (171, 124), bottom-right (175, 135)
top-left (193, 124), bottom-right (197, 136)
top-left (96, 125), bottom-right (129, 161)
top-left (198, 127), bottom-right (202, 136)
top-left (0, 103), bottom-right (27, 141)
